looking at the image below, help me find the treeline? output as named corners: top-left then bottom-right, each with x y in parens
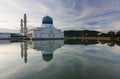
top-left (64, 30), bottom-right (120, 37)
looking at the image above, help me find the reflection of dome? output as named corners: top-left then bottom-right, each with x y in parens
top-left (42, 54), bottom-right (53, 62)
top-left (42, 16), bottom-right (53, 24)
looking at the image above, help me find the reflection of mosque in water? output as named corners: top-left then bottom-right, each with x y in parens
top-left (64, 39), bottom-right (120, 46)
top-left (0, 40), bottom-right (11, 44)
top-left (20, 40), bottom-right (64, 63)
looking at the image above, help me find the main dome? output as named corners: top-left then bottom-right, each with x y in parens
top-left (42, 16), bottom-right (53, 24)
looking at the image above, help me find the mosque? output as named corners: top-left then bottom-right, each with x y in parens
top-left (20, 14), bottom-right (64, 63)
top-left (21, 14), bottom-right (64, 39)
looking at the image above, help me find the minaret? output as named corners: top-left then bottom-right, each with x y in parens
top-left (23, 14), bottom-right (27, 37)
top-left (20, 19), bottom-right (23, 36)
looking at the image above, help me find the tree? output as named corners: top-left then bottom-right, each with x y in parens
top-left (108, 31), bottom-right (115, 37)
top-left (107, 31), bottom-right (116, 40)
top-left (116, 31), bottom-right (120, 37)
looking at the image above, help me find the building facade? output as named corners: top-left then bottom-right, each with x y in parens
top-left (28, 16), bottom-right (64, 39)
top-left (0, 33), bottom-right (10, 38)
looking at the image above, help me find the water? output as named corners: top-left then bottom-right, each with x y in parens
top-left (0, 40), bottom-right (120, 79)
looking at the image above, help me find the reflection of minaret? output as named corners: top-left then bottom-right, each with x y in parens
top-left (24, 41), bottom-right (28, 63)
top-left (20, 41), bottom-right (28, 63)
top-left (21, 42), bottom-right (23, 58)
top-left (24, 48), bottom-right (27, 63)
top-left (23, 14), bottom-right (27, 37)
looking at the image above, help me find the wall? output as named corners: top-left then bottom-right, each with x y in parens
top-left (29, 28), bottom-right (64, 39)
top-left (0, 33), bottom-right (10, 38)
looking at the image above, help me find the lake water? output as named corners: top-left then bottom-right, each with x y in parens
top-left (0, 40), bottom-right (120, 79)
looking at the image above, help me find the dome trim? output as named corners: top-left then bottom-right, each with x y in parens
top-left (42, 16), bottom-right (53, 24)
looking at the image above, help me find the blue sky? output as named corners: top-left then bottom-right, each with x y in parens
top-left (0, 0), bottom-right (120, 33)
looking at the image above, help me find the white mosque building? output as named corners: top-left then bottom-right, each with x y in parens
top-left (27, 16), bottom-right (64, 39)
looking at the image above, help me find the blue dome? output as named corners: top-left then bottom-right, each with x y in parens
top-left (42, 16), bottom-right (53, 24)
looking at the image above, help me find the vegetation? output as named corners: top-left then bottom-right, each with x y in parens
top-left (64, 30), bottom-right (100, 37)
top-left (64, 30), bottom-right (120, 41)
top-left (64, 30), bottom-right (120, 37)
top-left (116, 31), bottom-right (120, 37)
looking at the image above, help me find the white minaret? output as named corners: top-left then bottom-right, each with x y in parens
top-left (20, 19), bottom-right (23, 36)
top-left (23, 14), bottom-right (27, 37)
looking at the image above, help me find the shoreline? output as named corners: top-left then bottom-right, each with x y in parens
top-left (0, 37), bottom-right (120, 41)
top-left (65, 37), bottom-right (120, 41)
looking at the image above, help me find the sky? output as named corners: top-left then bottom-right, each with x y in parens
top-left (0, 0), bottom-right (120, 33)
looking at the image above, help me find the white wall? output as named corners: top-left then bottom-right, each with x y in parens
top-left (27, 24), bottom-right (64, 39)
top-left (31, 28), bottom-right (64, 39)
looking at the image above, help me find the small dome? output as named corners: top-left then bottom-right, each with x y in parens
top-left (42, 16), bottom-right (53, 24)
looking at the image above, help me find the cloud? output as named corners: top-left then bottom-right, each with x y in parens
top-left (0, 0), bottom-right (120, 32)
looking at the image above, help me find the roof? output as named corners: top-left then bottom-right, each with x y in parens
top-left (42, 16), bottom-right (53, 24)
